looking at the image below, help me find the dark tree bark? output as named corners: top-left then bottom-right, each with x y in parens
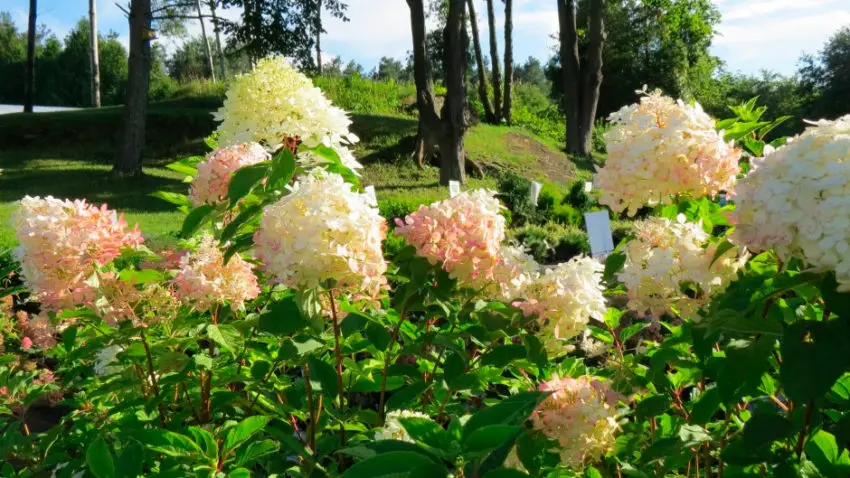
top-left (114, 0), bottom-right (152, 178)
top-left (316, 0), bottom-right (323, 74)
top-left (502, 0), bottom-right (513, 124)
top-left (23, 0), bottom-right (36, 114)
top-left (485, 0), bottom-right (502, 121)
top-left (90, 0), bottom-right (101, 107)
top-left (209, 0), bottom-right (227, 80)
top-left (466, 0), bottom-right (495, 123)
top-left (196, 0), bottom-right (216, 82)
top-left (557, 0), bottom-right (605, 156)
top-left (406, 0), bottom-right (442, 169)
top-left (440, 0), bottom-right (468, 185)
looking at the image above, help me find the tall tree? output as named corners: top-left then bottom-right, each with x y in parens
top-left (315, 0), bottom-right (323, 74)
top-left (195, 0), bottom-right (216, 82)
top-left (405, 0), bottom-right (469, 184)
top-left (89, 0), bottom-right (101, 107)
top-left (485, 0), bottom-right (502, 121)
top-left (208, 0), bottom-right (227, 79)
top-left (114, 0), bottom-right (153, 177)
top-left (23, 0), bottom-right (36, 113)
top-left (466, 0), bottom-right (495, 122)
top-left (557, 0), bottom-right (605, 155)
top-left (502, 0), bottom-right (513, 123)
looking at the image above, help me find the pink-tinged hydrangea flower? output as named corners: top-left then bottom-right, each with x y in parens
top-left (254, 170), bottom-right (387, 297)
top-left (189, 142), bottom-right (270, 206)
top-left (214, 57), bottom-right (358, 150)
top-left (514, 257), bottom-right (606, 355)
top-left (532, 375), bottom-right (622, 468)
top-left (619, 215), bottom-right (746, 320)
top-left (395, 190), bottom-right (507, 288)
top-left (12, 196), bottom-right (144, 312)
top-left (374, 410), bottom-right (431, 442)
top-left (90, 273), bottom-right (179, 326)
top-left (172, 234), bottom-right (260, 311)
top-left (595, 89), bottom-right (741, 216)
top-left (730, 115), bottom-right (850, 289)
top-left (16, 311), bottom-right (58, 350)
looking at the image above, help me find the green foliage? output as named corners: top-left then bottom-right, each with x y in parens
top-left (315, 75), bottom-right (417, 117)
top-left (510, 222), bottom-right (589, 264)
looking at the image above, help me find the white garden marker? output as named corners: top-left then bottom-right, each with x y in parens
top-left (584, 181), bottom-right (593, 193)
top-left (449, 180), bottom-right (461, 198)
top-left (529, 181), bottom-right (543, 206)
top-left (584, 210), bottom-right (615, 258)
top-left (364, 185), bottom-right (378, 206)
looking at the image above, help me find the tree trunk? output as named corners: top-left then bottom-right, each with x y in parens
top-left (196, 0), bottom-right (216, 82)
top-left (209, 0), bottom-right (227, 80)
top-left (485, 0), bottom-right (502, 121)
top-left (89, 0), bottom-right (101, 107)
top-left (466, 0), bottom-right (494, 123)
top-left (316, 0), bottom-right (323, 74)
top-left (502, 0), bottom-right (513, 124)
top-left (406, 0), bottom-right (443, 168)
top-left (558, 0), bottom-right (582, 154)
top-left (579, 0), bottom-right (605, 153)
top-left (441, 0), bottom-right (468, 185)
top-left (114, 0), bottom-right (152, 178)
top-left (23, 0), bottom-right (36, 113)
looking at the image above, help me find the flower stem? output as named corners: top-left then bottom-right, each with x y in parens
top-left (303, 362), bottom-right (317, 453)
top-left (378, 311), bottom-right (407, 425)
top-left (327, 290), bottom-right (346, 446)
top-left (140, 328), bottom-right (167, 427)
top-left (795, 399), bottom-right (815, 460)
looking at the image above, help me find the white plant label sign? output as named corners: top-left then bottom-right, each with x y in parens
top-left (584, 210), bottom-right (615, 258)
top-left (584, 181), bottom-right (593, 193)
top-left (364, 185), bottom-right (377, 206)
top-left (530, 181), bottom-right (543, 206)
top-left (449, 180), bottom-right (461, 198)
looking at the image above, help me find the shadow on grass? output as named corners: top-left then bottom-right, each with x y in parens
top-left (0, 165), bottom-right (185, 213)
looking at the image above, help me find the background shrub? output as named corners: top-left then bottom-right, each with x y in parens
top-left (511, 222), bottom-right (589, 264)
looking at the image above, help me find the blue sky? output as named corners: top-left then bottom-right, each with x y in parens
top-left (6, 0), bottom-right (850, 76)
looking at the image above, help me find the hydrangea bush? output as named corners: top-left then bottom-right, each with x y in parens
top-left (2, 58), bottom-right (850, 478)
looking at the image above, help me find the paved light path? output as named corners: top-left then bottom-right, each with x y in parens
top-left (0, 104), bottom-right (80, 115)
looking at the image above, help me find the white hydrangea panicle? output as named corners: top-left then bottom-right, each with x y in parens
top-left (253, 169), bottom-right (387, 297)
top-left (374, 410), bottom-right (431, 442)
top-left (595, 90), bottom-right (741, 215)
top-left (213, 57), bottom-right (357, 151)
top-left (730, 115), bottom-right (850, 289)
top-left (619, 215), bottom-right (746, 320)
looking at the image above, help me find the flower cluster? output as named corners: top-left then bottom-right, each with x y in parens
top-left (395, 190), bottom-right (506, 288)
top-left (514, 257), bottom-right (607, 355)
top-left (214, 57), bottom-right (357, 151)
top-left (254, 170), bottom-right (387, 297)
top-left (12, 196), bottom-right (144, 312)
top-left (17, 311), bottom-right (57, 350)
top-left (532, 375), bottom-right (622, 468)
top-left (374, 410), bottom-right (431, 442)
top-left (172, 234), bottom-right (260, 310)
top-left (619, 215), bottom-right (745, 319)
top-left (189, 142), bottom-right (270, 206)
top-left (595, 89), bottom-right (741, 215)
top-left (730, 115), bottom-right (850, 289)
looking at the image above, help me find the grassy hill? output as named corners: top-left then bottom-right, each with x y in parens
top-left (0, 85), bottom-right (583, 250)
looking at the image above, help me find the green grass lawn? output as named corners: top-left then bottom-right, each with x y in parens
top-left (0, 103), bottom-right (582, 250)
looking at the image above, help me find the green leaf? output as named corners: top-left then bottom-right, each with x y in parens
top-left (341, 440), bottom-right (444, 466)
top-left (386, 382), bottom-right (430, 411)
top-left (781, 318), bottom-right (850, 402)
top-left (250, 361), bottom-right (271, 380)
top-left (188, 427), bottom-right (218, 461)
top-left (228, 163), bottom-right (270, 206)
top-left (228, 469), bottom-right (252, 478)
top-left (710, 240), bottom-right (737, 267)
top-left (443, 352), bottom-right (466, 384)
top-left (207, 324), bottom-right (245, 358)
top-left (150, 191), bottom-right (191, 208)
top-left (365, 322), bottom-right (391, 350)
top-left (268, 148), bottom-right (296, 187)
top-left (805, 430), bottom-right (850, 478)
top-left (679, 424), bottom-right (711, 447)
top-left (258, 296), bottom-right (306, 336)
top-left (603, 251), bottom-right (627, 282)
top-left (342, 451), bottom-right (448, 478)
top-left (462, 392), bottom-right (547, 441)
top-left (182, 204), bottom-right (215, 238)
top-left (483, 469), bottom-right (529, 477)
top-left (307, 356), bottom-right (339, 398)
top-left (224, 416), bottom-right (272, 453)
top-left (480, 344), bottom-right (527, 369)
top-left (463, 425), bottom-right (520, 454)
top-left (718, 336), bottom-right (775, 404)
top-left (636, 395), bottom-right (672, 421)
top-left (584, 467), bottom-right (604, 478)
top-left (236, 439), bottom-right (279, 466)
top-left (86, 438), bottom-right (115, 478)
top-left (116, 440), bottom-right (144, 478)
top-left (689, 387), bottom-right (721, 425)
top-left (741, 413), bottom-right (793, 449)
top-left (220, 204), bottom-right (262, 242)
top-left (166, 161), bottom-right (199, 176)
top-left (136, 429), bottom-right (203, 457)
top-left (224, 233), bottom-right (254, 263)
top-left (399, 417), bottom-right (455, 453)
